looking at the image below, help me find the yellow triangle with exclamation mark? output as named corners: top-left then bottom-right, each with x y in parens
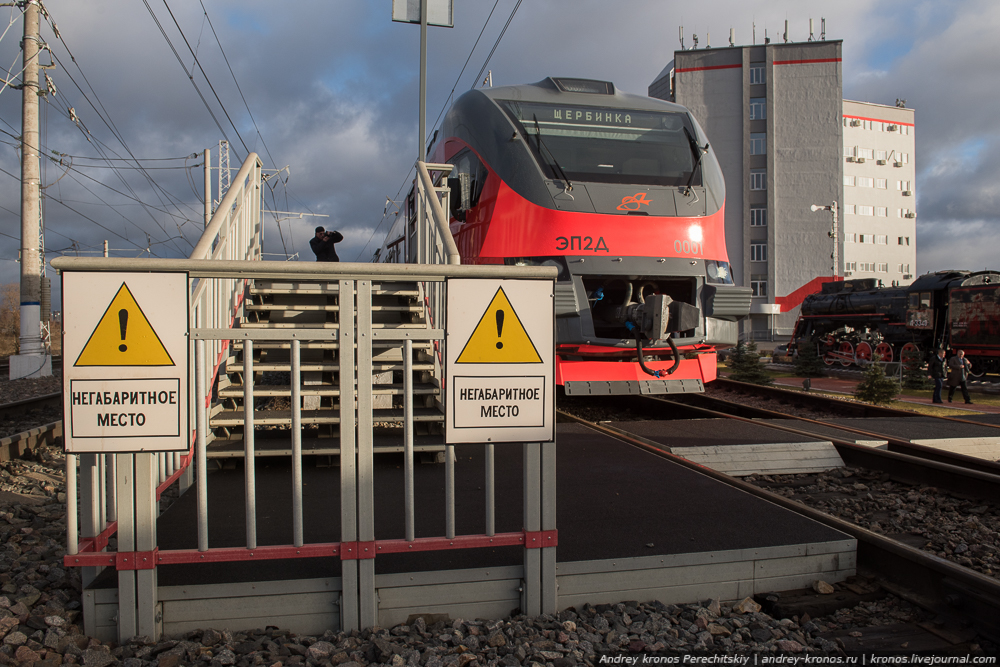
top-left (75, 283), bottom-right (175, 367)
top-left (456, 287), bottom-right (542, 364)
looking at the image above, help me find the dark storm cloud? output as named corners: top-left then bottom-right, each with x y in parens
top-left (0, 0), bottom-right (995, 293)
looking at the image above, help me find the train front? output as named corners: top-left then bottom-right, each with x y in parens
top-left (433, 77), bottom-right (751, 395)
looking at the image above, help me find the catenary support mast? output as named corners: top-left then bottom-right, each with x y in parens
top-left (11, 0), bottom-right (51, 379)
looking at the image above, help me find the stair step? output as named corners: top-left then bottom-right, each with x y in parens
top-left (205, 433), bottom-right (445, 458)
top-left (218, 383), bottom-right (440, 398)
top-left (253, 283), bottom-right (419, 297)
top-left (237, 322), bottom-right (428, 330)
top-left (211, 407), bottom-right (443, 426)
top-left (222, 356), bottom-right (435, 372)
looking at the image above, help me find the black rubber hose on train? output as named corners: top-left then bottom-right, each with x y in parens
top-left (632, 329), bottom-right (681, 377)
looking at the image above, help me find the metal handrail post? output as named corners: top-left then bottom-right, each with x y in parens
top-left (66, 454), bottom-right (78, 555)
top-left (291, 339), bottom-right (303, 547)
top-left (244, 339), bottom-right (257, 549)
top-left (404, 339), bottom-right (415, 542)
top-left (196, 339), bottom-right (209, 551)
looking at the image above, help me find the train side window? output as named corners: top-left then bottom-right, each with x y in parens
top-left (447, 150), bottom-right (488, 221)
top-left (909, 293), bottom-right (919, 308)
top-left (920, 292), bottom-right (931, 308)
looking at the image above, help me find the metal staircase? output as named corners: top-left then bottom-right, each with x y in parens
top-left (206, 279), bottom-right (445, 458)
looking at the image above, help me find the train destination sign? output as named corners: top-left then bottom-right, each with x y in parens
top-left (445, 279), bottom-right (554, 444)
top-left (62, 272), bottom-right (189, 453)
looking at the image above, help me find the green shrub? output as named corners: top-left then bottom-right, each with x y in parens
top-left (728, 341), bottom-right (773, 385)
top-left (853, 361), bottom-right (901, 406)
top-left (793, 339), bottom-right (826, 378)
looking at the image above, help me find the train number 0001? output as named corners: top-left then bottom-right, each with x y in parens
top-left (555, 236), bottom-right (609, 252)
top-left (674, 240), bottom-right (703, 255)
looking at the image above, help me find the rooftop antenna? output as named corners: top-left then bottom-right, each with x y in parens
top-left (821, 18), bottom-right (826, 40)
top-left (809, 18), bottom-right (815, 41)
top-left (692, 33), bottom-right (699, 49)
top-left (679, 25), bottom-right (685, 50)
top-left (482, 70), bottom-right (493, 87)
top-left (706, 30), bottom-right (710, 48)
top-left (764, 28), bottom-right (769, 44)
top-left (783, 19), bottom-right (789, 43)
top-left (753, 22), bottom-right (756, 45)
top-left (729, 28), bottom-right (735, 47)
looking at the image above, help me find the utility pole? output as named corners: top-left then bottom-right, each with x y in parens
top-left (204, 147), bottom-right (211, 227)
top-left (418, 0), bottom-right (427, 162)
top-left (11, 0), bottom-right (51, 379)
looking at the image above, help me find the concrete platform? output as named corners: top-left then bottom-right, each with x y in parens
top-left (755, 419), bottom-right (889, 449)
top-left (599, 418), bottom-right (844, 476)
top-left (824, 417), bottom-right (1000, 461)
top-left (85, 423), bottom-right (854, 638)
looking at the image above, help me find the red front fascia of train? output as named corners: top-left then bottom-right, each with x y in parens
top-left (437, 139), bottom-right (727, 385)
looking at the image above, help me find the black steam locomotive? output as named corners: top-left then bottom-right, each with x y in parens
top-left (790, 270), bottom-right (1000, 372)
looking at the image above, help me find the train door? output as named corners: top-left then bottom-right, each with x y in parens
top-left (445, 149), bottom-right (489, 260)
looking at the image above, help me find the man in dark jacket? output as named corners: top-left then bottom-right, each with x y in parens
top-left (947, 349), bottom-right (973, 404)
top-left (310, 226), bottom-right (343, 262)
top-left (928, 347), bottom-right (946, 404)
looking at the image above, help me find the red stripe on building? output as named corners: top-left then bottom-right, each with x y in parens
top-left (675, 63), bottom-right (742, 73)
top-left (773, 58), bottom-right (842, 65)
top-left (775, 276), bottom-right (843, 313)
top-left (843, 114), bottom-right (914, 127)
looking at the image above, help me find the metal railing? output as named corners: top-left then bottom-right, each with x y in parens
top-left (58, 254), bottom-right (557, 641)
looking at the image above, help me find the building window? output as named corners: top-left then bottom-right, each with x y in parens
top-left (749, 98), bottom-right (766, 120)
top-left (750, 169), bottom-right (766, 190)
top-left (749, 65), bottom-right (765, 85)
top-left (898, 263), bottom-right (911, 273)
top-left (876, 149), bottom-right (887, 161)
top-left (857, 205), bottom-right (874, 216)
top-left (846, 262), bottom-right (857, 271)
top-left (877, 263), bottom-right (888, 273)
top-left (843, 145), bottom-right (855, 158)
top-left (844, 204), bottom-right (856, 215)
top-left (750, 206), bottom-right (767, 226)
top-left (876, 235), bottom-right (887, 245)
top-left (900, 152), bottom-right (909, 164)
top-left (750, 244), bottom-right (767, 262)
top-left (750, 133), bottom-right (766, 155)
top-left (751, 276), bottom-right (767, 297)
top-left (844, 175), bottom-right (855, 187)
top-left (876, 206), bottom-right (887, 217)
top-left (896, 180), bottom-right (911, 191)
top-left (845, 233), bottom-right (856, 243)
top-left (857, 176), bottom-right (874, 188)
top-left (876, 178), bottom-right (887, 189)
top-left (898, 208), bottom-right (913, 218)
top-left (859, 148), bottom-right (874, 160)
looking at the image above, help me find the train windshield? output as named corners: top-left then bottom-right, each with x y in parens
top-left (497, 100), bottom-right (700, 187)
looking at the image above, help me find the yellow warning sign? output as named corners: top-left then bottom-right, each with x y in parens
top-left (74, 283), bottom-right (175, 367)
top-left (456, 287), bottom-right (542, 364)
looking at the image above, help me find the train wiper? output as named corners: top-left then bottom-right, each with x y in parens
top-left (533, 115), bottom-right (573, 193)
top-left (682, 126), bottom-right (709, 197)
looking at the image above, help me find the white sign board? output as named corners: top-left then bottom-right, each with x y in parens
top-left (445, 279), bottom-right (554, 444)
top-left (391, 0), bottom-right (454, 27)
top-left (62, 272), bottom-right (189, 453)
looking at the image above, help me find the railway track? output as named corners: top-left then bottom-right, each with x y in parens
top-left (557, 404), bottom-right (1000, 643)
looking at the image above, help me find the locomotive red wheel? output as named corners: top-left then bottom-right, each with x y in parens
top-left (838, 341), bottom-right (854, 367)
top-left (855, 342), bottom-right (873, 365)
top-left (874, 342), bottom-right (893, 363)
top-left (823, 343), bottom-right (837, 365)
top-left (900, 342), bottom-right (921, 371)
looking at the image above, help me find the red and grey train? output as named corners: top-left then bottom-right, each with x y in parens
top-left (379, 77), bottom-right (751, 394)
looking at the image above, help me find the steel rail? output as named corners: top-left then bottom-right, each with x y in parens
top-left (0, 420), bottom-right (61, 462)
top-left (557, 409), bottom-right (1000, 640)
top-left (0, 392), bottom-right (61, 420)
top-left (696, 384), bottom-right (1000, 477)
top-left (625, 392), bottom-right (1000, 501)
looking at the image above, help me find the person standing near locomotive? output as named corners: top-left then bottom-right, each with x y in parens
top-left (947, 350), bottom-right (973, 404)
top-left (928, 347), bottom-right (947, 404)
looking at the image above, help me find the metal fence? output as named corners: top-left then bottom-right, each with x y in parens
top-left (55, 155), bottom-right (559, 641)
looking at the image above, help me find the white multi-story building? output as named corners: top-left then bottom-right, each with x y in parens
top-left (841, 100), bottom-right (916, 284)
top-left (650, 39), bottom-right (916, 339)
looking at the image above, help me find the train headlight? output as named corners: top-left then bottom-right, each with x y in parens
top-left (688, 225), bottom-right (704, 243)
top-left (705, 260), bottom-right (733, 285)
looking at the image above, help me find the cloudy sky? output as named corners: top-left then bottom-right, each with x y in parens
top-left (0, 0), bottom-right (996, 304)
